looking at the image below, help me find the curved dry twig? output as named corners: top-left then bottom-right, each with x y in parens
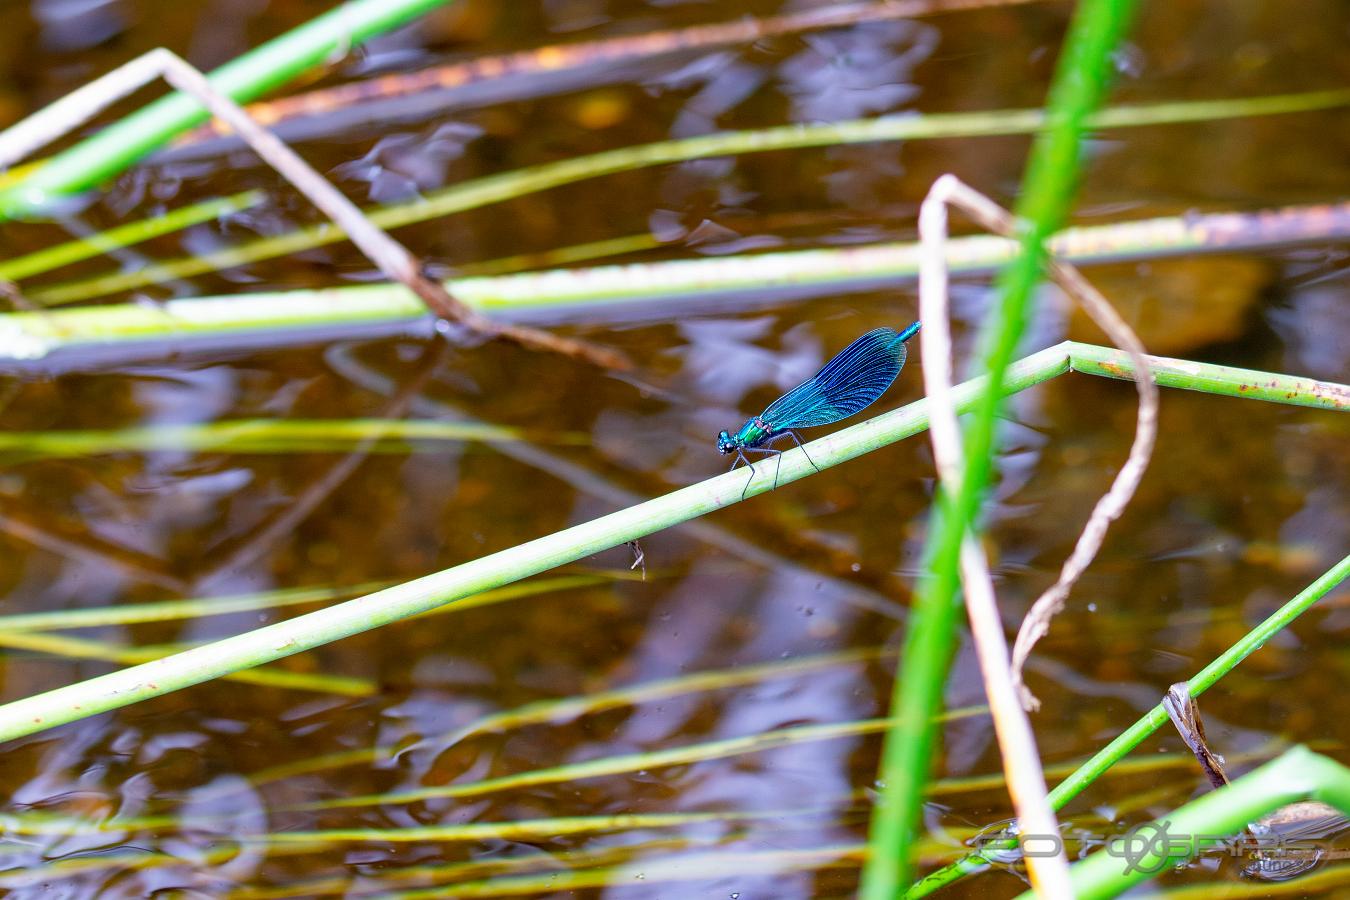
top-left (921, 176), bottom-right (1158, 710)
top-left (1012, 251), bottom-right (1157, 711)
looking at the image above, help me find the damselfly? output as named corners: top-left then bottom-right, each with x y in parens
top-left (716, 322), bottom-right (921, 498)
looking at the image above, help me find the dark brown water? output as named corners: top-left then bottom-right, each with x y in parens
top-left (0, 1), bottom-right (1347, 897)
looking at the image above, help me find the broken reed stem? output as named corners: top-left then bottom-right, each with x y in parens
top-left (0, 0), bottom-right (456, 216)
top-left (921, 177), bottom-right (1159, 712)
top-left (917, 175), bottom-right (1072, 896)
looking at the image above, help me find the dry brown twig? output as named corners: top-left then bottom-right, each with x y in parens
top-left (0, 48), bottom-right (628, 370)
top-left (1012, 243), bottom-right (1158, 711)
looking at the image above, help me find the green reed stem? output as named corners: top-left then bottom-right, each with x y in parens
top-left (292, 718), bottom-right (903, 812)
top-left (1070, 342), bottom-right (1350, 409)
top-left (22, 89), bottom-right (1350, 304)
top-left (0, 630), bottom-right (373, 695)
top-left (862, 0), bottom-right (1137, 894)
top-left (383, 846), bottom-right (864, 899)
top-left (0, 344), bottom-right (1341, 745)
top-left (0, 581), bottom-right (382, 632)
top-left (0, 344), bottom-right (1068, 741)
top-left (0, 417), bottom-right (585, 459)
top-left (3, 200), bottom-right (1345, 364)
top-left (0, 0), bottom-right (455, 220)
top-left (907, 549), bottom-right (1350, 897)
top-left (0, 573), bottom-right (611, 633)
top-left (0, 191), bottom-right (262, 282)
top-left (228, 836), bottom-right (711, 899)
top-left (252, 807), bottom-right (833, 846)
top-left (244, 646), bottom-right (891, 787)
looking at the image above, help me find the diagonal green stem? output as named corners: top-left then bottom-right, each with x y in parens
top-left (907, 549), bottom-right (1350, 897)
top-left (0, 191), bottom-right (262, 282)
top-left (0, 343), bottom-right (1341, 747)
top-left (0, 630), bottom-right (374, 695)
top-left (1019, 746), bottom-right (1350, 900)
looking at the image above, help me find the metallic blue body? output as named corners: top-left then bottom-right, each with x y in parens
top-left (716, 321), bottom-right (921, 497)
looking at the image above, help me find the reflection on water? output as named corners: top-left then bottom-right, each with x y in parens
top-left (0, 0), bottom-right (1348, 897)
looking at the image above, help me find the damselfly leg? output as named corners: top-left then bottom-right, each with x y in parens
top-left (728, 448), bottom-right (757, 500)
top-left (728, 432), bottom-right (820, 499)
top-left (780, 430), bottom-right (820, 474)
top-left (741, 446), bottom-right (787, 496)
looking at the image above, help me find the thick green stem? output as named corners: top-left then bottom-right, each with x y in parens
top-left (862, 1), bottom-right (1138, 894)
top-left (1071, 342), bottom-right (1350, 410)
top-left (3, 201), bottom-right (1347, 366)
top-left (0, 346), bottom-right (1073, 743)
top-left (0, 0), bottom-right (455, 220)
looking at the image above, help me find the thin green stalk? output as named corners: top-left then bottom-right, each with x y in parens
top-left (0, 0), bottom-right (456, 220)
top-left (907, 550), bottom-right (1350, 897)
top-left (1024, 747), bottom-right (1350, 900)
top-left (243, 646), bottom-right (892, 787)
top-left (253, 807), bottom-right (837, 847)
top-left (0, 191), bottom-right (262, 282)
top-left (291, 718), bottom-right (902, 812)
top-left (22, 90), bottom-right (1350, 304)
top-left (0, 849), bottom-right (322, 893)
top-left (925, 742), bottom-right (1317, 801)
top-left (0, 805), bottom-right (821, 841)
top-left (454, 231), bottom-right (663, 278)
top-left (384, 846), bottom-right (864, 899)
top-left (0, 581), bottom-right (382, 632)
top-left (0, 344), bottom-right (1342, 744)
top-left (0, 573), bottom-right (608, 632)
top-left (0, 630), bottom-right (373, 695)
top-left (0, 418), bottom-right (586, 460)
top-left (224, 837), bottom-right (711, 899)
top-left (3, 200), bottom-right (1346, 365)
top-left (1053, 553), bottom-right (1350, 812)
top-left (863, 0), bottom-right (1137, 894)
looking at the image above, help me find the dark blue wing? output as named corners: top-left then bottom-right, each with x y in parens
top-left (759, 327), bottom-right (908, 429)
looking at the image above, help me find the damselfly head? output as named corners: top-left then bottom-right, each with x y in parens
top-left (716, 430), bottom-right (737, 454)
